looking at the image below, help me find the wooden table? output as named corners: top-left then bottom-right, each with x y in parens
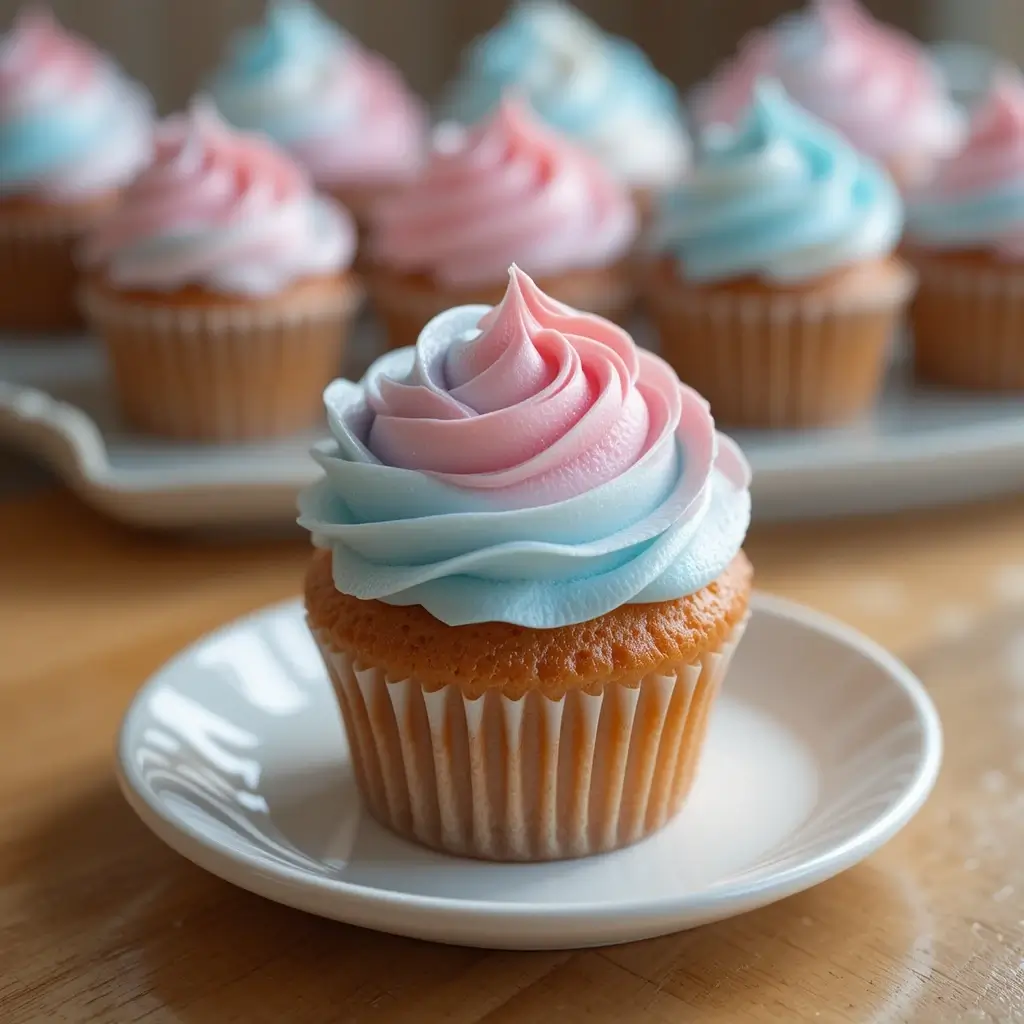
top-left (1, 490), bottom-right (1023, 1023)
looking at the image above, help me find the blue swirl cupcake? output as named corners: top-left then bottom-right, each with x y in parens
top-left (646, 81), bottom-right (915, 428)
top-left (440, 0), bottom-right (689, 200)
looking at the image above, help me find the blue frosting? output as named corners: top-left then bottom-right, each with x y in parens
top-left (908, 184), bottom-right (1024, 250)
top-left (209, 0), bottom-right (352, 144)
top-left (653, 81), bottom-right (904, 283)
top-left (297, 303), bottom-right (751, 629)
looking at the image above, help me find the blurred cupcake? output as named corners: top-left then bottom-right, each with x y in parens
top-left (0, 7), bottom-right (152, 333)
top-left (906, 71), bottom-right (1024, 391)
top-left (208, 0), bottom-right (425, 232)
top-left (695, 0), bottom-right (963, 191)
top-left (80, 104), bottom-right (359, 442)
top-left (647, 82), bottom-right (914, 429)
top-left (301, 266), bottom-right (752, 861)
top-left (442, 0), bottom-right (689, 211)
top-left (366, 97), bottom-right (637, 349)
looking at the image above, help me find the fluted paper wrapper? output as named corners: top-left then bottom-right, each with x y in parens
top-left (911, 259), bottom-right (1024, 391)
top-left (82, 283), bottom-right (360, 442)
top-left (0, 208), bottom-right (105, 333)
top-left (312, 617), bottom-right (747, 862)
top-left (369, 268), bottom-right (636, 351)
top-left (648, 271), bottom-right (915, 429)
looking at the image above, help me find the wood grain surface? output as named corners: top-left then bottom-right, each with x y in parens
top-left (1, 491), bottom-right (1023, 1023)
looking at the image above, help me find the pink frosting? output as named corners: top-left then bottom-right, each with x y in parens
top-left (368, 98), bottom-right (637, 288)
top-left (290, 48), bottom-right (426, 187)
top-left (0, 8), bottom-right (94, 105)
top-left (697, 0), bottom-right (962, 172)
top-left (365, 266), bottom-right (697, 506)
top-left (83, 104), bottom-right (354, 295)
top-left (924, 72), bottom-right (1024, 197)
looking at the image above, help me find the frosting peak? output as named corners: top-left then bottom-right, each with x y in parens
top-left (908, 70), bottom-right (1024, 258)
top-left (655, 81), bottom-right (904, 284)
top-left (208, 0), bottom-right (425, 188)
top-left (298, 268), bottom-right (751, 628)
top-left (0, 6), bottom-right (152, 198)
top-left (369, 98), bottom-right (637, 286)
top-left (696, 0), bottom-right (963, 184)
top-left (83, 103), bottom-right (355, 295)
top-left (442, 1), bottom-right (689, 188)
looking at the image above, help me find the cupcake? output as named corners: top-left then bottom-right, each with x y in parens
top-left (0, 7), bottom-right (152, 333)
top-left (441, 0), bottom-right (689, 209)
top-left (80, 104), bottom-right (359, 442)
top-left (906, 71), bottom-right (1024, 391)
top-left (695, 0), bottom-right (964, 191)
top-left (207, 0), bottom-right (425, 232)
top-left (300, 266), bottom-right (752, 861)
top-left (646, 82), bottom-right (915, 430)
top-left (366, 97), bottom-right (638, 350)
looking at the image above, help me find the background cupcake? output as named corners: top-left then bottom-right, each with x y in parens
top-left (0, 7), bottom-right (152, 333)
top-left (301, 266), bottom-right (752, 861)
top-left (647, 81), bottom-right (915, 429)
top-left (208, 0), bottom-right (425, 232)
top-left (81, 104), bottom-right (359, 442)
top-left (906, 70), bottom-right (1024, 392)
top-left (366, 97), bottom-right (637, 349)
top-left (695, 0), bottom-right (964, 191)
top-left (441, 0), bottom-right (689, 211)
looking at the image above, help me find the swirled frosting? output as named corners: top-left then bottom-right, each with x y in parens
top-left (208, 0), bottom-right (425, 188)
top-left (907, 71), bottom-right (1024, 258)
top-left (82, 104), bottom-right (355, 295)
top-left (0, 7), bottom-right (152, 199)
top-left (369, 98), bottom-right (637, 287)
top-left (696, 0), bottom-right (963, 182)
top-left (298, 267), bottom-right (751, 628)
top-left (654, 81), bottom-right (903, 284)
top-left (442, 1), bottom-right (689, 189)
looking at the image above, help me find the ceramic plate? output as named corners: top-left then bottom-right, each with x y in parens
top-left (3, 334), bottom-right (1023, 527)
top-left (115, 594), bottom-right (942, 950)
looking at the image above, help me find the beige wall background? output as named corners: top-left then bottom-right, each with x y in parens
top-left (0, 0), bottom-right (945, 114)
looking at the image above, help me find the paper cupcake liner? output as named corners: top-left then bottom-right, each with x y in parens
top-left (368, 267), bottom-right (636, 351)
top-left (81, 282), bottom-right (361, 442)
top-left (647, 267), bottom-right (915, 429)
top-left (312, 615), bottom-right (747, 862)
top-left (911, 259), bottom-right (1024, 391)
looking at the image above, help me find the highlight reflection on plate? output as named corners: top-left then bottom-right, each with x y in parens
top-left (117, 595), bottom-right (941, 949)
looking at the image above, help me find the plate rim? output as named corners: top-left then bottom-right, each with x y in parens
top-left (115, 592), bottom-right (943, 929)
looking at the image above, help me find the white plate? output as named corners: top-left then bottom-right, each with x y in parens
top-left (3, 334), bottom-right (1023, 527)
top-left (115, 594), bottom-right (942, 950)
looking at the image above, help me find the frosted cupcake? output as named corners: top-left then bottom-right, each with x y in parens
top-left (695, 0), bottom-right (963, 191)
top-left (647, 82), bottom-right (914, 429)
top-left (366, 97), bottom-right (637, 349)
top-left (0, 7), bottom-right (152, 333)
top-left (442, 0), bottom-right (689, 209)
top-left (80, 104), bottom-right (359, 442)
top-left (906, 71), bottom-right (1024, 391)
top-left (301, 266), bottom-right (752, 861)
top-left (208, 0), bottom-right (425, 230)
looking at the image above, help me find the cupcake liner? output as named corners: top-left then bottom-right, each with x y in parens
top-left (312, 615), bottom-right (747, 862)
top-left (81, 281), bottom-right (361, 442)
top-left (911, 258), bottom-right (1024, 391)
top-left (647, 266), bottom-right (915, 429)
top-left (368, 267), bottom-right (636, 351)
top-left (0, 206), bottom-right (110, 334)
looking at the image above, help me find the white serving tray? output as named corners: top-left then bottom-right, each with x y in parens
top-left (1, 330), bottom-right (1023, 529)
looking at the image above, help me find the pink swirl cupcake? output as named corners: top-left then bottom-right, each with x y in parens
top-left (302, 267), bottom-right (752, 860)
top-left (365, 97), bottom-right (638, 349)
top-left (80, 104), bottom-right (359, 442)
top-left (695, 0), bottom-right (963, 190)
top-left (0, 7), bottom-right (152, 333)
top-left (906, 71), bottom-right (1024, 391)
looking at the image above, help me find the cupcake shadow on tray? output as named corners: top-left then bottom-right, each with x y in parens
top-left (0, 0), bottom-right (1023, 527)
